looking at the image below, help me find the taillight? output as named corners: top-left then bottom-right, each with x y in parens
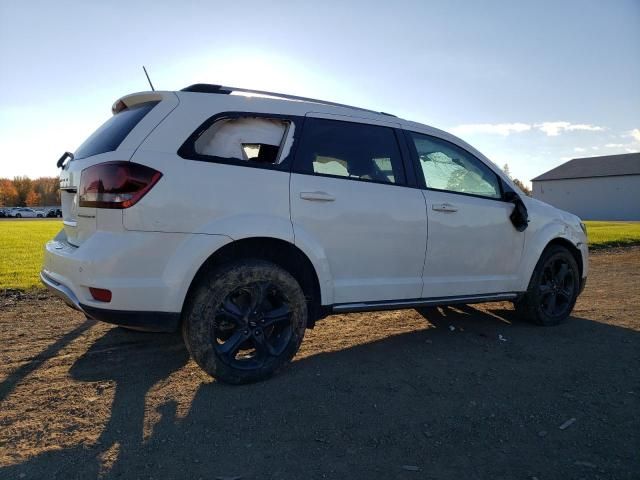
top-left (79, 161), bottom-right (162, 209)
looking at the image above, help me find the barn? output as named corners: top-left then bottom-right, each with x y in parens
top-left (531, 152), bottom-right (640, 221)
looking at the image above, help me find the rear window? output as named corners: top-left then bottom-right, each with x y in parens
top-left (74, 102), bottom-right (159, 159)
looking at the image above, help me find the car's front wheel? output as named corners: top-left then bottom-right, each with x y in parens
top-left (15, 213), bottom-right (21, 218)
top-left (182, 260), bottom-right (307, 384)
top-left (515, 245), bottom-right (580, 326)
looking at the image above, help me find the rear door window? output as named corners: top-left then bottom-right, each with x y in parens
top-left (294, 118), bottom-right (406, 185)
top-left (74, 102), bottom-right (159, 159)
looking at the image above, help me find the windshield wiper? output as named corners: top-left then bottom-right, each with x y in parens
top-left (57, 151), bottom-right (74, 168)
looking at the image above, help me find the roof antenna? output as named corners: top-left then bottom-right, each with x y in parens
top-left (142, 66), bottom-right (155, 91)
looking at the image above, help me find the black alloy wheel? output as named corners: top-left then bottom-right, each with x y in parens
top-left (538, 256), bottom-right (576, 318)
top-left (213, 281), bottom-right (294, 370)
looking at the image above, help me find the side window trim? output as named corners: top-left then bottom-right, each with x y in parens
top-left (394, 128), bottom-right (422, 188)
top-left (403, 129), bottom-right (506, 202)
top-left (292, 118), bottom-right (411, 188)
top-left (177, 111), bottom-right (303, 171)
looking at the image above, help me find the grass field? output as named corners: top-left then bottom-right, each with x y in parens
top-left (583, 221), bottom-right (640, 249)
top-left (0, 219), bottom-right (639, 290)
top-left (1, 220), bottom-right (62, 290)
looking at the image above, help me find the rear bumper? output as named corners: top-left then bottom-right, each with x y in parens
top-left (40, 270), bottom-right (82, 311)
top-left (41, 228), bottom-right (232, 330)
top-left (41, 270), bottom-right (180, 332)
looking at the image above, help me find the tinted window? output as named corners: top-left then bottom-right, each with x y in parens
top-left (75, 102), bottom-right (159, 159)
top-left (296, 118), bottom-right (405, 185)
top-left (410, 132), bottom-right (501, 199)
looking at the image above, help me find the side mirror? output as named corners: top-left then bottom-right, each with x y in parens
top-left (502, 182), bottom-right (529, 232)
top-left (503, 190), bottom-right (519, 203)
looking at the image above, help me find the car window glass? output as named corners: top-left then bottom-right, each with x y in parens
top-left (75, 102), bottom-right (159, 159)
top-left (410, 132), bottom-right (501, 199)
top-left (194, 117), bottom-right (290, 164)
top-left (296, 118), bottom-right (405, 185)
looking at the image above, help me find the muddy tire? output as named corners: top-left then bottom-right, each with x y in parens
top-left (182, 260), bottom-right (307, 384)
top-left (515, 245), bottom-right (580, 326)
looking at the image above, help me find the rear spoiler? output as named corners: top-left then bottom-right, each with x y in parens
top-left (111, 91), bottom-right (174, 114)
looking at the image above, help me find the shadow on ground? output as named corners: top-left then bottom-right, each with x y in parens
top-left (1, 305), bottom-right (638, 480)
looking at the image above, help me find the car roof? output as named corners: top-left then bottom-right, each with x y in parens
top-left (173, 84), bottom-right (476, 148)
top-left (115, 85), bottom-right (511, 183)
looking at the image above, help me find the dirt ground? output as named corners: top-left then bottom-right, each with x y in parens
top-left (1, 248), bottom-right (638, 480)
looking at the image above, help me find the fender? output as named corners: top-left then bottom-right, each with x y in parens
top-left (163, 233), bottom-right (234, 312)
top-left (516, 219), bottom-right (583, 291)
top-left (197, 214), bottom-right (334, 306)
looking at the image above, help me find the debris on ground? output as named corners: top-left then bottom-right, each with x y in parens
top-left (401, 465), bottom-right (421, 472)
top-left (448, 325), bottom-right (455, 332)
top-left (559, 418), bottom-right (577, 430)
top-left (498, 334), bottom-right (507, 342)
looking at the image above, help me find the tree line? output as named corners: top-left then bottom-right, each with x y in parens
top-left (0, 177), bottom-right (60, 207)
top-left (502, 164), bottom-right (532, 196)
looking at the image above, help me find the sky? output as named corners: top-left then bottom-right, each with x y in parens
top-left (1, 0), bottom-right (638, 185)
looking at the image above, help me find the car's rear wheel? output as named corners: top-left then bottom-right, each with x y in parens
top-left (15, 213), bottom-right (21, 218)
top-left (515, 245), bottom-right (580, 326)
top-left (182, 260), bottom-right (307, 384)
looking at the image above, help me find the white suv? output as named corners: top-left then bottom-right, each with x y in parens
top-left (42, 84), bottom-right (588, 384)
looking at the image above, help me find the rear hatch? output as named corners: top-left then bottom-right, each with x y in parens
top-left (59, 91), bottom-right (178, 246)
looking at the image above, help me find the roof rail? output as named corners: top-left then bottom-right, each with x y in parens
top-left (180, 83), bottom-right (396, 117)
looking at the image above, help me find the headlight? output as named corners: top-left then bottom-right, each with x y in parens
top-left (580, 222), bottom-right (587, 235)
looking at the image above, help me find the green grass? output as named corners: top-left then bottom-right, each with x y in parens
top-left (0, 219), bottom-right (638, 291)
top-left (0, 220), bottom-right (62, 290)
top-left (584, 221), bottom-right (640, 249)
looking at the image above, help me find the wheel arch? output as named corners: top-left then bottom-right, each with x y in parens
top-left (182, 237), bottom-right (326, 327)
top-left (543, 237), bottom-right (583, 279)
top-left (518, 235), bottom-right (583, 294)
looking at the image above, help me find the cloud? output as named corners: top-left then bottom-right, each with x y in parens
top-left (535, 122), bottom-right (604, 136)
top-left (626, 148), bottom-right (638, 153)
top-left (591, 146), bottom-right (599, 150)
top-left (451, 123), bottom-right (531, 136)
top-left (451, 121), bottom-right (605, 137)
top-left (573, 147), bottom-right (586, 152)
top-left (604, 143), bottom-right (624, 148)
top-left (629, 128), bottom-right (640, 143)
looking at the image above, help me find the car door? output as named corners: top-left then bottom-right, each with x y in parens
top-left (406, 131), bottom-right (525, 298)
top-left (290, 115), bottom-right (428, 305)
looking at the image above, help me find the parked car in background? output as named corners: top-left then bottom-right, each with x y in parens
top-left (46, 208), bottom-right (63, 218)
top-left (42, 84), bottom-right (588, 384)
top-left (10, 207), bottom-right (43, 218)
top-left (0, 208), bottom-right (7, 218)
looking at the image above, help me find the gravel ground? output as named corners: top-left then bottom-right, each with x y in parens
top-left (0, 247), bottom-right (638, 480)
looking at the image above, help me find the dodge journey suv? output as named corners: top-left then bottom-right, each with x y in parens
top-left (42, 84), bottom-right (588, 384)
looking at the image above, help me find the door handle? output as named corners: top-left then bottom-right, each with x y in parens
top-left (300, 191), bottom-right (335, 202)
top-left (432, 203), bottom-right (458, 213)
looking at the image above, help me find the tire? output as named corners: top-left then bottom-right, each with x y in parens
top-left (37, 214), bottom-right (43, 218)
top-left (515, 245), bottom-right (580, 326)
top-left (182, 260), bottom-right (307, 384)
top-left (15, 214), bottom-right (21, 218)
